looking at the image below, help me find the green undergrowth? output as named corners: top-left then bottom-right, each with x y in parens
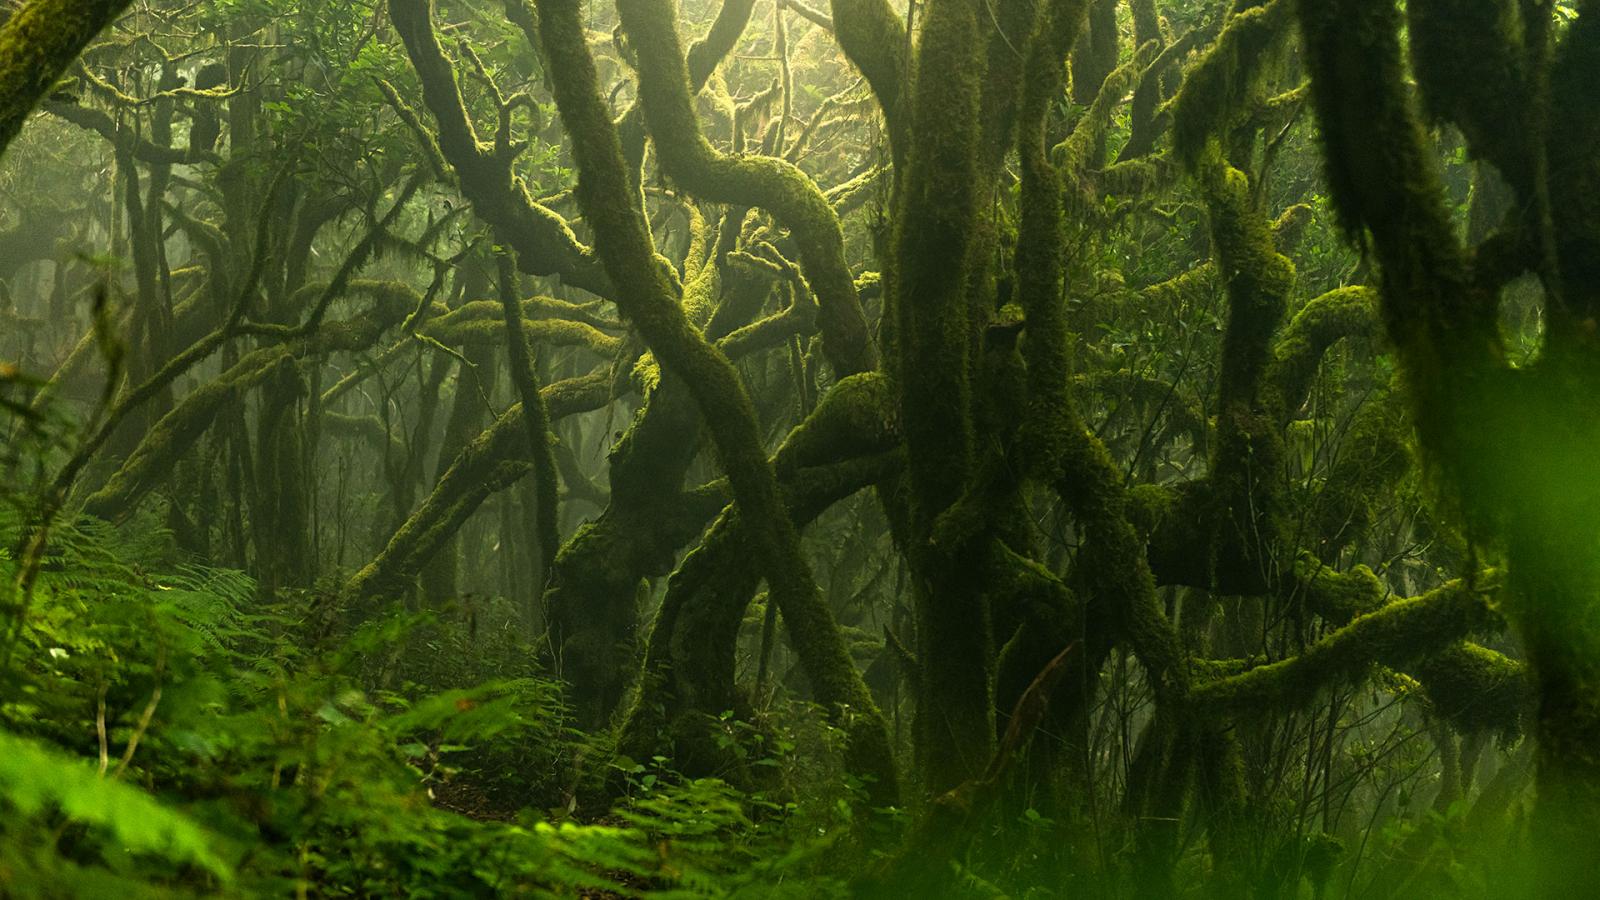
top-left (0, 508), bottom-right (851, 897)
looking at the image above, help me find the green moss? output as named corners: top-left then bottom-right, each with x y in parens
top-left (1193, 578), bottom-right (1502, 717)
top-left (825, 0), bottom-right (908, 160)
top-left (1412, 642), bottom-right (1527, 738)
top-left (1013, 0), bottom-right (1092, 483)
top-left (1265, 285), bottom-right (1377, 414)
top-left (1166, 2), bottom-right (1300, 604)
top-left (882, 0), bottom-right (997, 793)
top-left (1170, 0), bottom-right (1291, 172)
top-left (1118, 0), bottom-right (1166, 161)
top-left (432, 294), bottom-right (621, 330)
top-left (1055, 425), bottom-right (1189, 706)
top-left (621, 448), bottom-right (900, 778)
top-left (992, 544), bottom-right (1077, 735)
top-left (1270, 202), bottom-right (1314, 252)
top-left (422, 301), bottom-right (623, 353)
top-left (0, 0), bottom-right (133, 155)
top-left (536, 0), bottom-right (897, 802)
top-left (611, 0), bottom-right (758, 178)
top-left (678, 201), bottom-right (712, 281)
top-left (611, 0), bottom-right (876, 376)
top-left (890, 0), bottom-right (984, 522)
top-left (1295, 0), bottom-right (1500, 401)
top-left (678, 237), bottom-right (722, 329)
top-left (1055, 39), bottom-right (1161, 176)
top-left (1137, 262), bottom-right (1218, 312)
top-left (1288, 19), bottom-right (1600, 860)
top-left (1092, 154), bottom-right (1177, 200)
top-left (773, 372), bottom-right (896, 473)
top-left (1190, 147), bottom-right (1296, 589)
top-left (1127, 483), bottom-right (1180, 535)
top-left (1291, 554), bottom-right (1384, 624)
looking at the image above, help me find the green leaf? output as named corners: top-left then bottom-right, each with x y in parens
top-left (0, 729), bottom-right (231, 880)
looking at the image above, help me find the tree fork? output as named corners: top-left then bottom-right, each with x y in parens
top-left (529, 0), bottom-right (899, 802)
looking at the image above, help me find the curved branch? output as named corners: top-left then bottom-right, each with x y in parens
top-left (1193, 578), bottom-right (1503, 717)
top-left (1265, 285), bottom-right (1378, 416)
top-left (422, 300), bottom-right (623, 353)
top-left (827, 0), bottom-right (907, 158)
top-left (534, 0), bottom-right (896, 801)
top-left (82, 284), bottom-right (420, 521)
top-left (612, 0), bottom-right (878, 376)
top-left (388, 0), bottom-right (612, 296)
top-left (599, 0), bottom-right (760, 179)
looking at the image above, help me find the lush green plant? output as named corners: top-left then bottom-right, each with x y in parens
top-left (0, 511), bottom-right (846, 896)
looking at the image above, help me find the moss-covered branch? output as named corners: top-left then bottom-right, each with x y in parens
top-left (421, 300), bottom-right (622, 353)
top-left (1289, 557), bottom-right (1525, 733)
top-left (622, 376), bottom-right (902, 759)
top-left (388, 0), bottom-right (612, 298)
top-left (1296, 0), bottom-right (1502, 401)
top-left (609, 0), bottom-right (877, 376)
top-left (621, 450), bottom-right (902, 774)
top-left (345, 371), bottom-right (612, 601)
top-left (532, 0), bottom-right (896, 800)
top-left (1265, 285), bottom-right (1378, 417)
top-left (1300, 8), bottom-right (1600, 879)
top-left (353, 286), bottom-right (809, 630)
top-left (1014, 0), bottom-right (1091, 480)
top-left (1116, 0), bottom-right (1165, 162)
top-left (1172, 0), bottom-right (1298, 597)
top-left (1171, 0), bottom-right (1291, 171)
top-left (82, 283), bottom-right (419, 522)
top-left (0, 0), bottom-right (132, 156)
top-left (1194, 577), bottom-right (1502, 717)
top-left (1054, 39), bottom-right (1161, 176)
top-left (826, 0), bottom-right (907, 159)
top-left (605, 0), bottom-right (759, 181)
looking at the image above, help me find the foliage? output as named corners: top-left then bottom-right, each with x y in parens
top-left (0, 0), bottom-right (1587, 894)
top-left (0, 512), bottom-right (843, 896)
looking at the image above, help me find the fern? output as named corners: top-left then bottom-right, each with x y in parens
top-left (0, 729), bottom-right (230, 880)
top-left (0, 508), bottom-right (847, 897)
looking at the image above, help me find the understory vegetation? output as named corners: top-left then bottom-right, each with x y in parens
top-left (0, 0), bottom-right (1595, 896)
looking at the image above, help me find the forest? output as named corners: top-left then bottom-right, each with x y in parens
top-left (0, 0), bottom-right (1596, 895)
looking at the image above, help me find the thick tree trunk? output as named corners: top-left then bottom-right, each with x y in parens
top-left (1508, 516), bottom-right (1600, 892)
top-left (0, 0), bottom-right (132, 156)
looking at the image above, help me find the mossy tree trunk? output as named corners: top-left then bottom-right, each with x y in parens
top-left (1296, 0), bottom-right (1600, 890)
top-left (0, 0), bottom-right (133, 156)
top-left (512, 0), bottom-right (900, 801)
